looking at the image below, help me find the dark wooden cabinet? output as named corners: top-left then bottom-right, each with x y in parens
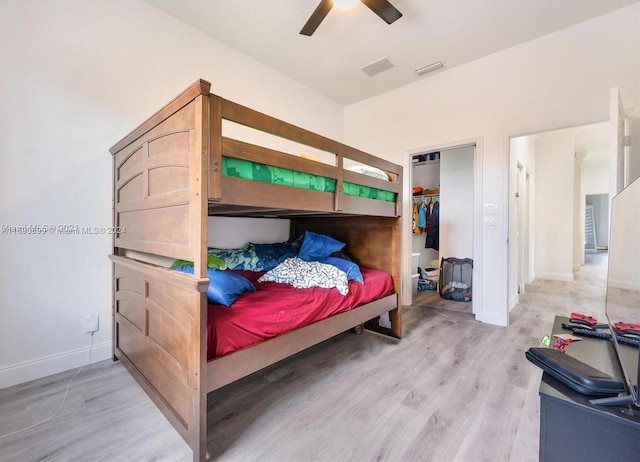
top-left (538, 316), bottom-right (640, 461)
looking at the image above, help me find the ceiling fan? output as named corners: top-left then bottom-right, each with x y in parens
top-left (300, 0), bottom-right (403, 36)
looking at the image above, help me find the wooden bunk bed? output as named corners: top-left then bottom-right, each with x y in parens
top-left (108, 79), bottom-right (403, 461)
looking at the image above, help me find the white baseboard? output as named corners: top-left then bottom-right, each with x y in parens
top-left (508, 293), bottom-right (519, 311)
top-left (479, 311), bottom-right (508, 327)
top-left (0, 341), bottom-right (113, 390)
top-left (608, 278), bottom-right (640, 291)
top-left (535, 272), bottom-right (574, 282)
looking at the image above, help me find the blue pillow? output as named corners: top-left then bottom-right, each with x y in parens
top-left (298, 231), bottom-right (345, 261)
top-left (172, 265), bottom-right (255, 307)
top-left (320, 256), bottom-right (364, 284)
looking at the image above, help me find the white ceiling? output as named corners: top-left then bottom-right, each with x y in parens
top-left (145, 0), bottom-right (638, 105)
top-left (530, 121), bottom-right (611, 163)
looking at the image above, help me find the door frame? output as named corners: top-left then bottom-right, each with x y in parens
top-left (506, 116), bottom-right (612, 310)
top-left (404, 137), bottom-right (483, 319)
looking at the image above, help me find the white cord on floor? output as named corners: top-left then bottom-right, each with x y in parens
top-left (0, 332), bottom-right (95, 440)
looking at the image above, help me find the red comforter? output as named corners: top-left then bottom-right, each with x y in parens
top-left (207, 268), bottom-right (394, 359)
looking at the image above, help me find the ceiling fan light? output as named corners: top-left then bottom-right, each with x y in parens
top-left (333, 0), bottom-right (359, 9)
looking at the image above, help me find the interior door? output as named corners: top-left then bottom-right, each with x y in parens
top-left (625, 115), bottom-right (640, 187)
top-left (610, 87), bottom-right (626, 196)
top-left (610, 87), bottom-right (640, 192)
top-left (516, 163), bottom-right (525, 295)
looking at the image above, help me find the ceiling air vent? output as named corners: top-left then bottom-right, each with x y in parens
top-left (361, 57), bottom-right (394, 77)
top-left (415, 61), bottom-right (444, 76)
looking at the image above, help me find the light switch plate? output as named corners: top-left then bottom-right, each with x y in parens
top-left (484, 204), bottom-right (499, 216)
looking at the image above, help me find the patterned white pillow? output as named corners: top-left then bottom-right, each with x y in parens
top-left (257, 257), bottom-right (349, 295)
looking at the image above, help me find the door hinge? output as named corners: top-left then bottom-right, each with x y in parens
top-left (624, 135), bottom-right (631, 147)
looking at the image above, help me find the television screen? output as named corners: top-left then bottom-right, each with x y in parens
top-left (604, 177), bottom-right (640, 407)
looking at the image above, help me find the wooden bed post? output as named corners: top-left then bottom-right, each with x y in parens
top-left (192, 293), bottom-right (207, 462)
top-left (208, 94), bottom-right (222, 202)
top-left (109, 80), bottom-right (212, 462)
top-left (191, 93), bottom-right (209, 280)
top-left (335, 149), bottom-right (344, 212)
top-left (191, 93), bottom-right (209, 461)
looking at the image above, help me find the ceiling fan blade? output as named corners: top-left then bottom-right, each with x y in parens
top-left (300, 0), bottom-right (334, 36)
top-left (361, 0), bottom-right (403, 24)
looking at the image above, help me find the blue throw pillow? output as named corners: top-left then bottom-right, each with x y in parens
top-left (298, 231), bottom-right (345, 261)
top-left (172, 265), bottom-right (255, 307)
top-left (320, 256), bottom-right (364, 284)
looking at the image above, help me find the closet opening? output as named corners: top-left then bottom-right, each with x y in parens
top-left (410, 144), bottom-right (475, 314)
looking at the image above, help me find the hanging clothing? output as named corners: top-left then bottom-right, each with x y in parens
top-left (417, 203), bottom-right (427, 231)
top-left (412, 203), bottom-right (421, 234)
top-left (425, 201), bottom-right (439, 250)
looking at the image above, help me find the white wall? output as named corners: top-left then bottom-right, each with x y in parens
top-left (535, 132), bottom-right (576, 281)
top-left (0, 0), bottom-right (344, 389)
top-left (582, 156), bottom-right (611, 194)
top-left (208, 217), bottom-right (290, 249)
top-left (440, 146), bottom-right (474, 261)
top-left (344, 4), bottom-right (640, 326)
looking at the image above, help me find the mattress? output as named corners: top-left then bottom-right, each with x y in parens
top-left (207, 267), bottom-right (394, 359)
top-left (222, 156), bottom-right (396, 202)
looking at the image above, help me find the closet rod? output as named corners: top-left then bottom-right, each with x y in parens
top-left (413, 195), bottom-right (439, 203)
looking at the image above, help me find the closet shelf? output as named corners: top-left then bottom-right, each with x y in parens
top-left (412, 160), bottom-right (440, 167)
top-left (412, 188), bottom-right (440, 196)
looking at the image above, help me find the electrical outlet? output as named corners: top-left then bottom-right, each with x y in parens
top-left (483, 217), bottom-right (498, 229)
top-left (83, 315), bottom-right (99, 333)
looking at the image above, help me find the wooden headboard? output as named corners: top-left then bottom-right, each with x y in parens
top-left (291, 215), bottom-right (402, 338)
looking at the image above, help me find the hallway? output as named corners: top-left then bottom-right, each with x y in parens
top-left (513, 251), bottom-right (609, 327)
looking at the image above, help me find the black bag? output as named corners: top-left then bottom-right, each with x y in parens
top-left (525, 347), bottom-right (624, 397)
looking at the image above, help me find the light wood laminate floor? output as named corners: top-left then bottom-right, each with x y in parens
top-left (412, 287), bottom-right (473, 314)
top-left (0, 254), bottom-right (608, 461)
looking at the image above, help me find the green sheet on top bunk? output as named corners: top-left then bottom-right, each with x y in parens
top-left (342, 182), bottom-right (395, 202)
top-left (222, 157), bottom-right (396, 202)
top-left (223, 156), bottom-right (335, 192)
